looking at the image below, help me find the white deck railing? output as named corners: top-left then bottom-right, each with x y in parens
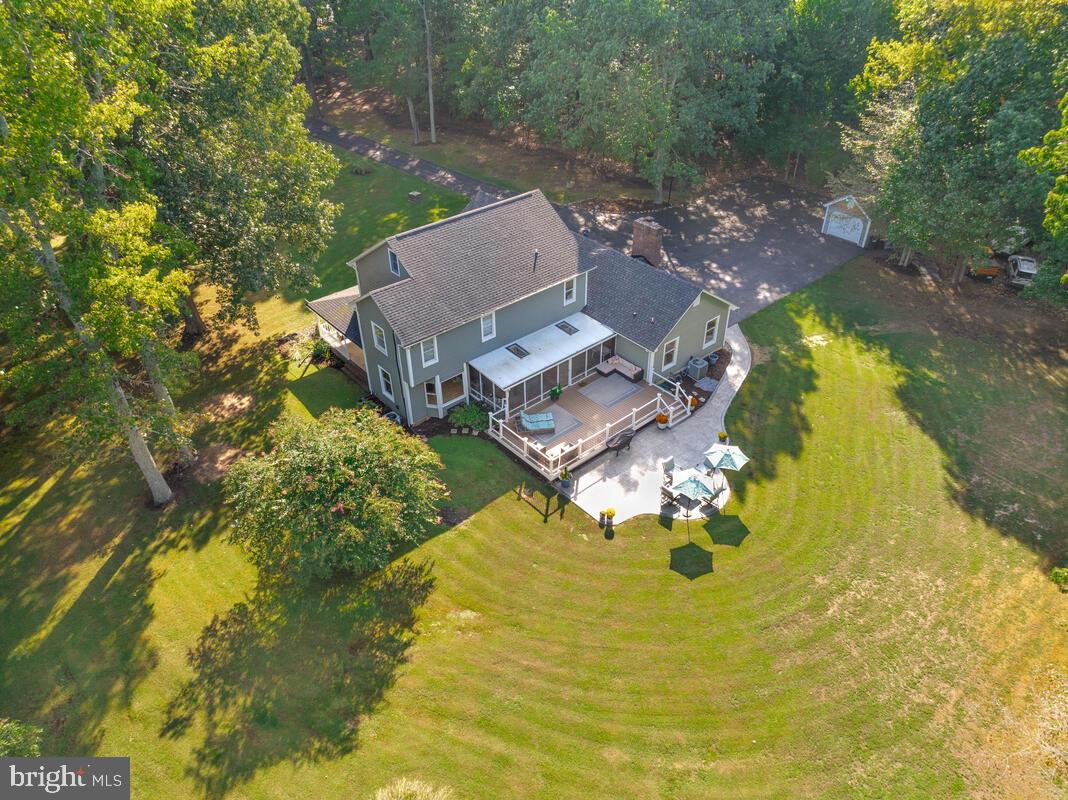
top-left (488, 388), bottom-right (687, 478)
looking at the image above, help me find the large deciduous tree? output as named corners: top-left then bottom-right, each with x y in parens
top-left (523, 0), bottom-right (782, 202)
top-left (225, 408), bottom-right (447, 581)
top-left (154, 0), bottom-right (339, 333)
top-left (847, 0), bottom-right (1066, 284)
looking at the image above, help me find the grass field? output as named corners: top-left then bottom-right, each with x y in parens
top-left (2, 165), bottom-right (1066, 800)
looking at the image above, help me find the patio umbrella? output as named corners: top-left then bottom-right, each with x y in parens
top-left (670, 468), bottom-right (719, 541)
top-left (703, 443), bottom-right (750, 472)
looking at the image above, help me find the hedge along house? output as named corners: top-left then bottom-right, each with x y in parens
top-left (821, 195), bottom-right (872, 247)
top-left (306, 189), bottom-right (734, 477)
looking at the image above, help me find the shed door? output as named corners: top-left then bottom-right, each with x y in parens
top-left (825, 209), bottom-right (865, 245)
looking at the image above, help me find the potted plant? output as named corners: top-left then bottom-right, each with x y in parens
top-left (604, 507), bottom-right (616, 528)
top-left (689, 396), bottom-right (699, 410)
top-left (549, 383), bottom-right (563, 401)
top-left (559, 466), bottom-right (572, 489)
top-left (656, 412), bottom-right (669, 430)
top-left (718, 431), bottom-right (728, 442)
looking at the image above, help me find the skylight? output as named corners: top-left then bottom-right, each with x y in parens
top-left (506, 343), bottom-right (530, 359)
top-left (555, 321), bottom-right (579, 335)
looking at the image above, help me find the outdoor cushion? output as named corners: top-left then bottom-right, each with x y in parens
top-left (519, 410), bottom-right (556, 432)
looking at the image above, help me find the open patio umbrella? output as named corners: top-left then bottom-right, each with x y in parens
top-left (670, 468), bottom-right (719, 541)
top-left (703, 443), bottom-right (750, 472)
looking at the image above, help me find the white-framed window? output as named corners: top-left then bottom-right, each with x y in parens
top-left (371, 321), bottom-right (388, 354)
top-left (480, 311), bottom-right (496, 342)
top-left (703, 316), bottom-right (720, 348)
top-left (563, 278), bottom-right (576, 305)
top-left (388, 249), bottom-right (401, 276)
top-left (425, 380), bottom-right (438, 407)
top-left (378, 366), bottom-right (395, 401)
top-left (420, 336), bottom-right (438, 367)
top-left (662, 337), bottom-right (679, 370)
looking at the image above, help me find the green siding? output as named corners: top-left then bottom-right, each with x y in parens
top-left (656, 292), bottom-right (732, 373)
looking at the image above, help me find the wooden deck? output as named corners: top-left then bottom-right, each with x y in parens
top-left (497, 377), bottom-right (687, 473)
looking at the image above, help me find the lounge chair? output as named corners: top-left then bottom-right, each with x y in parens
top-left (660, 487), bottom-right (678, 507)
top-left (518, 410), bottom-right (555, 433)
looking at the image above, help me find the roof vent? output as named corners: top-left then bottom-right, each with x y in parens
top-left (532, 249), bottom-right (539, 270)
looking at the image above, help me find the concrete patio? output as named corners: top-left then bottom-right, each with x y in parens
top-left (563, 324), bottom-right (752, 523)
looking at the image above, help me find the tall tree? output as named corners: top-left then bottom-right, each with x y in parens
top-left (844, 0), bottom-right (1066, 284)
top-left (523, 0), bottom-right (783, 202)
top-left (154, 0), bottom-right (340, 333)
top-left (1020, 91), bottom-right (1068, 304)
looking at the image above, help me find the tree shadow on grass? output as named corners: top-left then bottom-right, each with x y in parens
top-left (748, 260), bottom-right (1068, 565)
top-left (160, 560), bottom-right (435, 799)
top-left (723, 297), bottom-right (818, 506)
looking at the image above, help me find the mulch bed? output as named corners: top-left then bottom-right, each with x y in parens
top-left (709, 346), bottom-right (732, 381)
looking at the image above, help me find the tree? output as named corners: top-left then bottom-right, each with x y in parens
top-left (0, 0), bottom-right (183, 504)
top-left (1020, 91), bottom-right (1068, 304)
top-left (523, 0), bottom-right (782, 202)
top-left (154, 0), bottom-right (340, 333)
top-left (0, 719), bottom-right (42, 757)
top-left (224, 408), bottom-right (447, 581)
top-left (847, 0), bottom-right (1066, 283)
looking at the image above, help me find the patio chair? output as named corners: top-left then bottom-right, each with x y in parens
top-left (661, 456), bottom-right (675, 486)
top-left (660, 487), bottom-right (678, 507)
top-left (700, 488), bottom-right (726, 513)
top-left (518, 410), bottom-right (555, 434)
top-left (606, 429), bottom-right (635, 455)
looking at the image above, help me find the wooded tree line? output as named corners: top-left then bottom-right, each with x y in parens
top-left (315, 0), bottom-right (1066, 297)
top-left (1, 0), bottom-right (339, 503)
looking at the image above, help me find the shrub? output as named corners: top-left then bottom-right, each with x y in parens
top-left (0, 719), bottom-right (42, 757)
top-left (1052, 567), bottom-right (1068, 591)
top-left (311, 337), bottom-right (332, 363)
top-left (225, 408), bottom-right (447, 580)
top-left (447, 403), bottom-right (489, 432)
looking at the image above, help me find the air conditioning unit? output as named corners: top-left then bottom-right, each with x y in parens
top-left (686, 357), bottom-right (707, 381)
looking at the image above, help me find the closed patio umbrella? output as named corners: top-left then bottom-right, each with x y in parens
top-left (703, 443), bottom-right (750, 472)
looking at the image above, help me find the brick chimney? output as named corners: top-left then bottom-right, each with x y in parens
top-left (631, 217), bottom-right (664, 266)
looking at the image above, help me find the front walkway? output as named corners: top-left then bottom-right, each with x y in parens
top-left (564, 324), bottom-right (753, 523)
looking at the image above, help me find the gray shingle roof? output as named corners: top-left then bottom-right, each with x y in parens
top-left (580, 235), bottom-right (703, 351)
top-left (371, 190), bottom-right (582, 347)
top-left (462, 189), bottom-right (504, 212)
top-left (305, 286), bottom-right (362, 345)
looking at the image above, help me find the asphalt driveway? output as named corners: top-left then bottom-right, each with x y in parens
top-left (562, 177), bottom-right (862, 322)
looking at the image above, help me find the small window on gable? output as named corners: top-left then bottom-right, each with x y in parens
top-left (703, 316), bottom-right (720, 348)
top-left (481, 311), bottom-right (496, 342)
top-left (388, 249), bottom-right (401, 276)
top-left (563, 278), bottom-right (576, 305)
top-left (507, 343), bottom-right (530, 359)
top-left (371, 321), bottom-right (388, 354)
top-left (421, 336), bottom-right (438, 367)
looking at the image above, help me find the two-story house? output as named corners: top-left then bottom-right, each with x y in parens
top-left (307, 189), bottom-right (733, 477)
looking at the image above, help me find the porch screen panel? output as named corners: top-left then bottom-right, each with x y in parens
top-left (523, 375), bottom-right (541, 406)
top-left (602, 337), bottom-right (615, 358)
top-left (508, 384), bottom-right (524, 413)
top-left (585, 345), bottom-right (601, 372)
top-left (540, 365), bottom-right (559, 393)
top-left (570, 353), bottom-right (585, 381)
top-left (493, 382), bottom-right (506, 409)
top-left (468, 366), bottom-right (482, 398)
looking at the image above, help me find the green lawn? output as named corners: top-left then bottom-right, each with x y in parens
top-left (3, 218), bottom-right (1067, 800)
